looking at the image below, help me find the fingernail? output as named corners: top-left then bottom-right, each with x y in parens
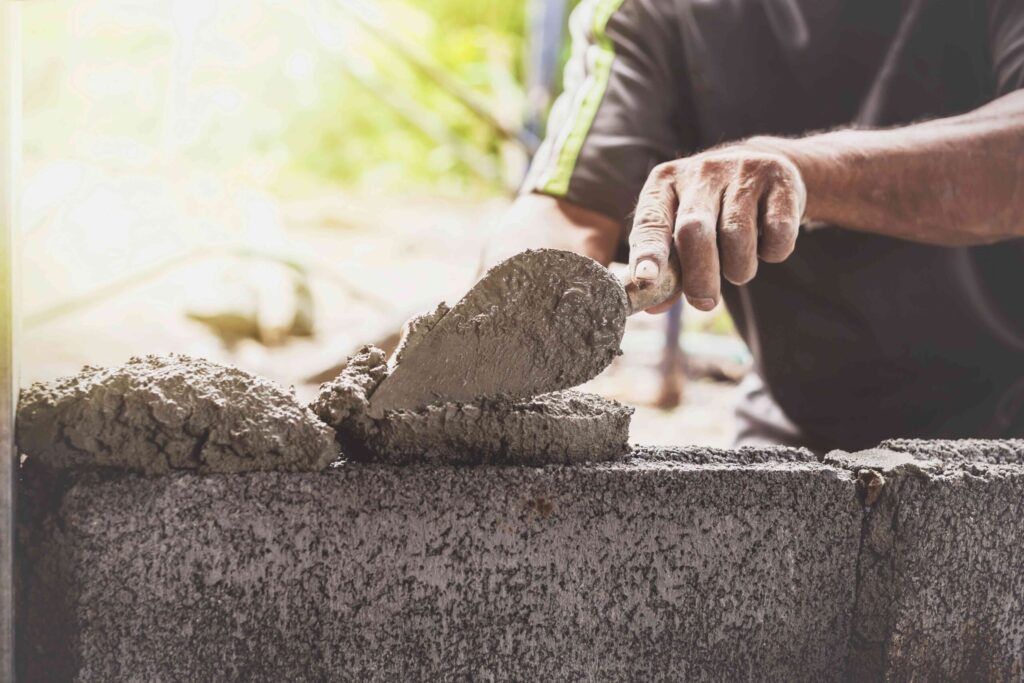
top-left (688, 297), bottom-right (717, 310)
top-left (635, 259), bottom-right (659, 280)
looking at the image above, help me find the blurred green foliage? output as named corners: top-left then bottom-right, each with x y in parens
top-left (285, 0), bottom-right (529, 197)
top-left (23, 0), bottom-right (543, 198)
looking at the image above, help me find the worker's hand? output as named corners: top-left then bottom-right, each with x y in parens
top-left (480, 193), bottom-right (621, 274)
top-left (629, 145), bottom-right (806, 313)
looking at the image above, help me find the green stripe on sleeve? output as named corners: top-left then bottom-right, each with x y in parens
top-left (540, 0), bottom-right (626, 196)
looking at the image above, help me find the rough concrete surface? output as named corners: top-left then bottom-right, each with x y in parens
top-left (16, 354), bottom-right (337, 475)
top-left (18, 448), bottom-right (861, 682)
top-left (881, 437), bottom-right (1024, 464)
top-left (630, 443), bottom-right (818, 465)
top-left (828, 441), bottom-right (1024, 681)
top-left (368, 249), bottom-right (628, 412)
top-left (313, 345), bottom-right (632, 465)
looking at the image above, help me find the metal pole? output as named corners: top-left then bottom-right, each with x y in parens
top-left (0, 0), bottom-right (21, 679)
top-left (524, 0), bottom-right (566, 142)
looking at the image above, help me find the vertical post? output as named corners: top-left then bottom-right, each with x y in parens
top-left (0, 0), bottom-right (21, 679)
top-left (524, 0), bottom-right (566, 144)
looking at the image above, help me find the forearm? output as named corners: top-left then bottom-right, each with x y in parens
top-left (753, 90), bottom-right (1024, 246)
top-left (479, 194), bottom-right (622, 272)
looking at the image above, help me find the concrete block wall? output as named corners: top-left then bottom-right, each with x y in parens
top-left (830, 442), bottom-right (1024, 680)
top-left (16, 441), bottom-right (1024, 681)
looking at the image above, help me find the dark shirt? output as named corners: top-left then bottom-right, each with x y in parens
top-left (523, 0), bottom-right (1024, 451)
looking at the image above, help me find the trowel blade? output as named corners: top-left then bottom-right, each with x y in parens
top-left (367, 249), bottom-right (629, 414)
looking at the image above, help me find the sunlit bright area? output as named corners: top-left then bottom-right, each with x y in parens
top-left (20, 0), bottom-right (749, 446)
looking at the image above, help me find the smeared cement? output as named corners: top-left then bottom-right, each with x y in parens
top-left (313, 345), bottom-right (632, 465)
top-left (16, 354), bottom-right (338, 475)
top-left (368, 249), bottom-right (628, 413)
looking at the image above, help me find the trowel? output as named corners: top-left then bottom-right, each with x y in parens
top-left (367, 248), bottom-right (681, 414)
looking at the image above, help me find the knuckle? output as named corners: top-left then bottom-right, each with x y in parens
top-left (633, 202), bottom-right (672, 229)
top-left (630, 229), bottom-right (669, 248)
top-left (738, 154), bottom-right (793, 183)
top-left (735, 174), bottom-right (760, 197)
top-left (738, 157), bottom-right (765, 176)
top-left (629, 242), bottom-right (669, 263)
top-left (629, 227), bottom-right (670, 257)
top-left (675, 213), bottom-right (715, 241)
top-left (773, 158), bottom-right (801, 185)
top-left (650, 162), bottom-right (678, 182)
top-left (630, 245), bottom-right (668, 264)
top-left (698, 157), bottom-right (724, 176)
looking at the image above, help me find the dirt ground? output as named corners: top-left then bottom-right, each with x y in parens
top-left (19, 179), bottom-right (741, 448)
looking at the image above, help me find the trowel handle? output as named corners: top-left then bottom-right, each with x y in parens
top-left (620, 250), bottom-right (684, 315)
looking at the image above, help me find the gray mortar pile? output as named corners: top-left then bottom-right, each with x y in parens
top-left (311, 345), bottom-right (632, 465)
top-left (16, 354), bottom-right (337, 474)
top-left (16, 249), bottom-right (637, 469)
top-left (15, 347), bottom-right (633, 470)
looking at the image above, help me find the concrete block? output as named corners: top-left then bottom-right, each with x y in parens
top-left (19, 447), bottom-right (861, 682)
top-left (828, 441), bottom-right (1024, 680)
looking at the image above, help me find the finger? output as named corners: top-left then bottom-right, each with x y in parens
top-left (673, 175), bottom-right (722, 310)
top-left (629, 165), bottom-right (678, 285)
top-left (719, 181), bottom-right (760, 285)
top-left (759, 180), bottom-right (801, 263)
top-left (674, 210), bottom-right (720, 311)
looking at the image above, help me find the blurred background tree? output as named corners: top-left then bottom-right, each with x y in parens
top-left (286, 0), bottom-right (537, 196)
top-left (24, 0), bottom-right (582, 199)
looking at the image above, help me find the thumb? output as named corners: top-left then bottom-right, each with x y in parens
top-left (629, 168), bottom-right (678, 287)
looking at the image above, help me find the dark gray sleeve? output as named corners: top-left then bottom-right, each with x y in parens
top-left (521, 0), bottom-right (694, 232)
top-left (989, 0), bottom-right (1024, 93)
